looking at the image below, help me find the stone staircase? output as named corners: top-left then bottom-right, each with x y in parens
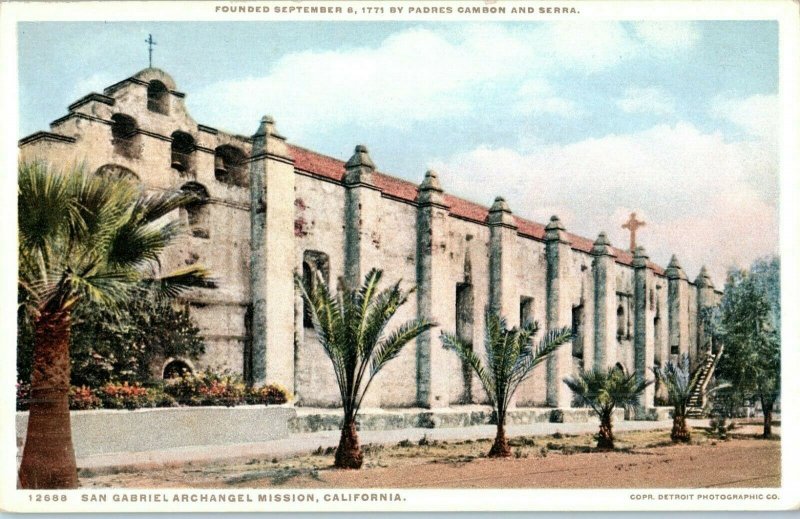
top-left (686, 349), bottom-right (723, 418)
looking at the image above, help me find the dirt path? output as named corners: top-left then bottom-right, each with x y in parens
top-left (82, 430), bottom-right (780, 489)
top-left (289, 439), bottom-right (779, 489)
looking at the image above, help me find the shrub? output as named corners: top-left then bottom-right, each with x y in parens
top-left (245, 383), bottom-right (292, 406)
top-left (97, 381), bottom-right (163, 410)
top-left (164, 370), bottom-right (246, 407)
top-left (69, 386), bottom-right (102, 410)
top-left (17, 288), bottom-right (205, 389)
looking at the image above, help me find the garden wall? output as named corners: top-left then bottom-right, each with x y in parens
top-left (16, 405), bottom-right (296, 458)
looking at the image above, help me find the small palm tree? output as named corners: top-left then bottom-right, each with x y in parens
top-left (653, 354), bottom-right (728, 443)
top-left (297, 269), bottom-right (434, 469)
top-left (441, 313), bottom-right (571, 457)
top-left (17, 161), bottom-right (208, 488)
top-left (563, 366), bottom-right (652, 450)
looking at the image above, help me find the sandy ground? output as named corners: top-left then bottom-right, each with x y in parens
top-left (81, 426), bottom-right (780, 489)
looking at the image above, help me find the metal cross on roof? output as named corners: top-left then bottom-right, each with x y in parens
top-left (622, 212), bottom-right (646, 252)
top-left (145, 34), bottom-right (157, 68)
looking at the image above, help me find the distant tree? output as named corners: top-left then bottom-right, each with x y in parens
top-left (17, 161), bottom-right (208, 489)
top-left (563, 366), bottom-right (652, 450)
top-left (441, 313), bottom-right (571, 457)
top-left (297, 269), bottom-right (433, 469)
top-left (715, 257), bottom-right (780, 437)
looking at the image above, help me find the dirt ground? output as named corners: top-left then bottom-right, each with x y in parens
top-left (80, 425), bottom-right (780, 489)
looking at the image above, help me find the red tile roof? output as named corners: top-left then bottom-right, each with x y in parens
top-left (286, 143), bottom-right (665, 275)
top-left (373, 173), bottom-right (418, 202)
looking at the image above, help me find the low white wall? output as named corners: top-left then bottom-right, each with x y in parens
top-left (16, 405), bottom-right (297, 458)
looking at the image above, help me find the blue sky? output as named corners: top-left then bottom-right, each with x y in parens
top-left (18, 21), bottom-right (779, 283)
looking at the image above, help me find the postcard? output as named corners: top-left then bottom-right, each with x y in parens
top-left (0, 0), bottom-right (797, 513)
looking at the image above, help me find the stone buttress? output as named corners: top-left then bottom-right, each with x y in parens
top-left (592, 232), bottom-right (617, 370)
top-left (415, 171), bottom-right (451, 408)
top-left (544, 216), bottom-right (573, 408)
top-left (249, 116), bottom-right (295, 387)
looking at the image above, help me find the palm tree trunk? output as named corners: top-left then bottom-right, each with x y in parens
top-left (597, 411), bottom-right (615, 450)
top-left (762, 401), bottom-right (773, 438)
top-left (488, 413), bottom-right (511, 458)
top-left (334, 417), bottom-right (363, 469)
top-left (670, 413), bottom-right (691, 443)
top-left (18, 309), bottom-right (78, 489)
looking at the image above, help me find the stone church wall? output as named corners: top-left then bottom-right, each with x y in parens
top-left (18, 67), bottom-right (723, 411)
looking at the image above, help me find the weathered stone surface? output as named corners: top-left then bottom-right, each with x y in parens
top-left (544, 216), bottom-right (573, 408)
top-left (18, 67), bottom-right (720, 418)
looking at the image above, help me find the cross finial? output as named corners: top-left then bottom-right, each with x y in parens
top-left (145, 34), bottom-right (157, 68)
top-left (622, 212), bottom-right (646, 252)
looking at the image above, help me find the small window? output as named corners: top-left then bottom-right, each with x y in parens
top-left (572, 304), bottom-right (584, 360)
top-left (519, 296), bottom-right (534, 328)
top-left (171, 131), bottom-right (195, 174)
top-left (180, 182), bottom-right (210, 239)
top-left (670, 344), bottom-right (680, 355)
top-left (110, 114), bottom-right (140, 159)
top-left (214, 145), bottom-right (248, 187)
top-left (617, 305), bottom-right (625, 340)
top-left (147, 80), bottom-right (169, 114)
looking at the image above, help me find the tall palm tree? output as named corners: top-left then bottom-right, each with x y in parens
top-left (441, 313), bottom-right (571, 457)
top-left (563, 366), bottom-right (652, 450)
top-left (297, 269), bottom-right (433, 469)
top-left (652, 353), bottom-right (728, 443)
top-left (17, 161), bottom-right (208, 488)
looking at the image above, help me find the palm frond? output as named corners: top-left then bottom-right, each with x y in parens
top-left (143, 266), bottom-right (212, 299)
top-left (371, 318), bottom-right (435, 376)
top-left (440, 331), bottom-right (496, 405)
top-left (508, 327), bottom-right (572, 399)
top-left (137, 189), bottom-right (198, 223)
top-left (107, 220), bottom-right (181, 269)
top-left (295, 269), bottom-right (426, 418)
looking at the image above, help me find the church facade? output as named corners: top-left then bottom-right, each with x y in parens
top-left (19, 68), bottom-right (721, 409)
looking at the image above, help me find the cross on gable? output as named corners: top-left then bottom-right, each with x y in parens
top-left (622, 212), bottom-right (646, 252)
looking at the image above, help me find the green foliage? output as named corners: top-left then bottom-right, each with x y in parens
top-left (296, 268), bottom-right (434, 422)
top-left (18, 161), bottom-right (207, 317)
top-left (245, 382), bottom-right (292, 406)
top-left (163, 370), bottom-right (291, 407)
top-left (652, 354), bottom-right (695, 418)
top-left (441, 312), bottom-right (571, 422)
top-left (95, 381), bottom-right (174, 410)
top-left (715, 257), bottom-right (780, 413)
top-left (163, 370), bottom-right (246, 407)
top-left (17, 160), bottom-right (209, 352)
top-left (563, 365), bottom-right (653, 420)
top-left (17, 288), bottom-right (205, 387)
top-left (16, 371), bottom-right (291, 411)
top-left (652, 354), bottom-right (729, 419)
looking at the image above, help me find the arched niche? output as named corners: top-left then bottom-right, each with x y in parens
top-left (180, 182), bottom-right (211, 239)
top-left (214, 145), bottom-right (248, 187)
top-left (170, 131), bottom-right (195, 175)
top-left (110, 113), bottom-right (140, 159)
top-left (147, 80), bottom-right (170, 115)
top-left (95, 163), bottom-right (139, 182)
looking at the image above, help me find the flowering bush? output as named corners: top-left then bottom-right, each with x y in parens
top-left (245, 383), bottom-right (292, 405)
top-left (69, 385), bottom-right (102, 410)
top-left (15, 371), bottom-right (288, 412)
top-left (96, 381), bottom-right (176, 410)
top-left (164, 370), bottom-right (246, 407)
